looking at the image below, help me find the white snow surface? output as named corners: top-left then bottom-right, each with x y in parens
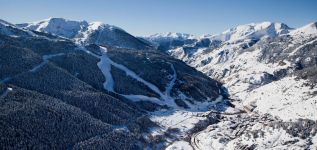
top-left (243, 77), bottom-right (317, 121)
top-left (204, 22), bottom-right (290, 43)
top-left (193, 121), bottom-right (308, 150)
top-left (22, 18), bottom-right (89, 38)
top-left (145, 22), bottom-right (291, 45)
top-left (97, 47), bottom-right (114, 92)
top-left (290, 22), bottom-right (317, 36)
top-left (166, 141), bottom-right (193, 150)
top-left (74, 21), bottom-right (125, 44)
top-left (150, 110), bottom-right (208, 138)
top-left (19, 18), bottom-right (126, 45)
top-left (311, 134), bottom-right (317, 149)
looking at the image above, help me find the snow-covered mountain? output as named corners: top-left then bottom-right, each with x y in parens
top-left (17, 17), bottom-right (153, 50)
top-left (0, 18), bottom-right (229, 149)
top-left (146, 21), bottom-right (317, 149)
top-left (205, 22), bottom-right (291, 42)
top-left (1, 17), bottom-right (317, 149)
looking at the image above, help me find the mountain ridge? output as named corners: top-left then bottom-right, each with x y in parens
top-left (16, 17), bottom-right (154, 50)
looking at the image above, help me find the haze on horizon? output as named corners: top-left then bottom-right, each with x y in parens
top-left (0, 0), bottom-right (316, 36)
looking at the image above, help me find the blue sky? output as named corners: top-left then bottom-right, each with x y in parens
top-left (1, 0), bottom-right (316, 36)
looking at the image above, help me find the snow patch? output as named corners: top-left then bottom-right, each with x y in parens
top-left (166, 141), bottom-right (193, 150)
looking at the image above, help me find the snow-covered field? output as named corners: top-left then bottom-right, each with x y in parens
top-left (243, 77), bottom-right (317, 121)
top-left (150, 110), bottom-right (208, 138)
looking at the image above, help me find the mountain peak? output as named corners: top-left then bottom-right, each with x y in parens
top-left (17, 18), bottom-right (88, 38)
top-left (207, 21), bottom-right (291, 42)
top-left (290, 21), bottom-right (317, 36)
top-left (45, 17), bottom-right (88, 26)
top-left (17, 18), bottom-right (127, 39)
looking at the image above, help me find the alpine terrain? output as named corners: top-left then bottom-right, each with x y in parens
top-left (0, 17), bottom-right (316, 149)
top-left (144, 22), bottom-right (317, 149)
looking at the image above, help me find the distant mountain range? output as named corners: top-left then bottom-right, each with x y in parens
top-left (1, 18), bottom-right (316, 149)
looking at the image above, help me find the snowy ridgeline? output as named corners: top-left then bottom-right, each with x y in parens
top-left (145, 21), bottom-right (317, 45)
top-left (18, 18), bottom-right (152, 50)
